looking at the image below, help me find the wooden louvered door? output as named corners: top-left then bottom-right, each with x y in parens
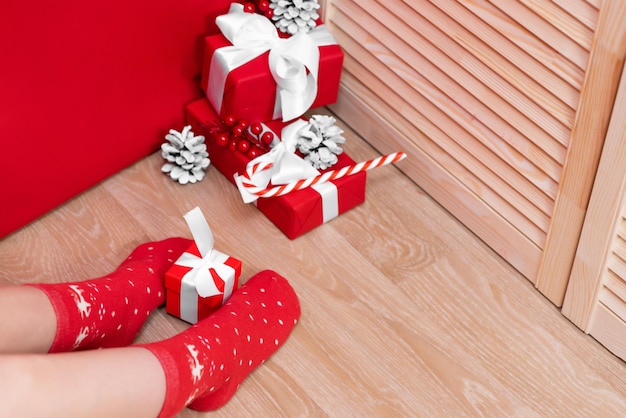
top-left (321, 0), bottom-right (626, 306)
top-left (562, 60), bottom-right (626, 362)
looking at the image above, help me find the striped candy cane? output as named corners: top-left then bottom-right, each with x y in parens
top-left (240, 160), bottom-right (274, 180)
top-left (239, 151), bottom-right (406, 198)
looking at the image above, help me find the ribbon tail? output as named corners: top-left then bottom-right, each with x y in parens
top-left (212, 263), bottom-right (236, 304)
top-left (183, 207), bottom-right (214, 256)
top-left (194, 269), bottom-right (223, 298)
top-left (280, 72), bottom-right (318, 121)
top-left (269, 33), bottom-right (320, 121)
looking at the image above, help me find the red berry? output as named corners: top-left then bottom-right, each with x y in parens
top-left (232, 126), bottom-right (244, 137)
top-left (247, 146), bottom-right (264, 159)
top-left (258, 0), bottom-right (270, 11)
top-left (224, 115), bottom-right (237, 126)
top-left (250, 122), bottom-right (263, 135)
top-left (215, 132), bottom-right (229, 146)
top-left (237, 119), bottom-right (249, 129)
top-left (261, 131), bottom-right (275, 144)
top-left (229, 139), bottom-right (238, 151)
top-left (243, 2), bottom-right (255, 12)
top-left (264, 9), bottom-right (274, 18)
top-left (237, 139), bottom-right (250, 153)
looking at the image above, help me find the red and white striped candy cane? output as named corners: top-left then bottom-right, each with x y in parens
top-left (239, 151), bottom-right (406, 198)
top-left (240, 160), bottom-right (274, 181)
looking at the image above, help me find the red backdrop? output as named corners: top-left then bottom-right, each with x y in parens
top-left (0, 0), bottom-right (232, 238)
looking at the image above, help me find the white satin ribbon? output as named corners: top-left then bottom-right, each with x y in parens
top-left (175, 207), bottom-right (236, 323)
top-left (312, 182), bottom-right (339, 222)
top-left (207, 3), bottom-right (337, 121)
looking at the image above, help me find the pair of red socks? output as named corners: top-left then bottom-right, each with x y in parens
top-left (30, 238), bottom-right (301, 417)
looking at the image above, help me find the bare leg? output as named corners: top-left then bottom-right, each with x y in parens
top-left (0, 285), bottom-right (56, 353)
top-left (0, 347), bottom-right (166, 418)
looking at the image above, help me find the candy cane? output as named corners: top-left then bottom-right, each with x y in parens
top-left (241, 160), bottom-right (274, 180)
top-left (239, 151), bottom-right (406, 198)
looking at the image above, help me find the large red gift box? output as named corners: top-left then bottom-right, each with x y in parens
top-left (186, 98), bottom-right (366, 239)
top-left (165, 208), bottom-right (242, 324)
top-left (200, 5), bottom-right (343, 123)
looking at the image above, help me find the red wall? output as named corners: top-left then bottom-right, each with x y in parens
top-left (0, 0), bottom-right (231, 238)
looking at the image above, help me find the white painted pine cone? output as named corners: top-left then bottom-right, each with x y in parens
top-left (296, 115), bottom-right (345, 170)
top-left (161, 125), bottom-right (210, 185)
top-left (270, 0), bottom-right (320, 35)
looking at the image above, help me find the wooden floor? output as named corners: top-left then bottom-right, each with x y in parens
top-left (1, 113), bottom-right (624, 417)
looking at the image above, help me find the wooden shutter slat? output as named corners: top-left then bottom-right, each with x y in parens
top-left (550, 0), bottom-right (599, 30)
top-left (484, 0), bottom-right (590, 69)
top-left (456, 0), bottom-right (586, 89)
top-left (517, 0), bottom-right (595, 48)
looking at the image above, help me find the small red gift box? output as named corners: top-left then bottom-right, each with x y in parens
top-left (200, 3), bottom-right (343, 123)
top-left (165, 207), bottom-right (242, 323)
top-left (186, 98), bottom-right (366, 239)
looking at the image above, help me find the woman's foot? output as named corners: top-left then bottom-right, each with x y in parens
top-left (141, 270), bottom-right (301, 417)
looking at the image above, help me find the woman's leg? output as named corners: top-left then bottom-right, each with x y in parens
top-left (0, 285), bottom-right (57, 353)
top-left (0, 238), bottom-right (190, 354)
top-left (0, 347), bottom-right (166, 418)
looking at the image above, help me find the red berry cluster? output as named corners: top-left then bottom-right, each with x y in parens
top-left (239, 1), bottom-right (274, 18)
top-left (208, 115), bottom-right (275, 160)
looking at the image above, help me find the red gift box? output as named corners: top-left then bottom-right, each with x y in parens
top-left (165, 208), bottom-right (242, 323)
top-left (186, 98), bottom-right (366, 239)
top-left (200, 4), bottom-right (343, 123)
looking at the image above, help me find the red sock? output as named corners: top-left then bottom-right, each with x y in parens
top-left (140, 270), bottom-right (301, 417)
top-left (29, 237), bottom-right (191, 353)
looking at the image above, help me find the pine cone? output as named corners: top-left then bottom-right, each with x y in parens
top-left (161, 126), bottom-right (210, 185)
top-left (296, 115), bottom-right (345, 170)
top-left (270, 0), bottom-right (320, 35)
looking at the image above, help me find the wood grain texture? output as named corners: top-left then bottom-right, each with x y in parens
top-left (455, 0), bottom-right (585, 94)
top-left (562, 60), bottom-right (626, 329)
top-left (536, 0), bottom-right (626, 304)
top-left (494, 0), bottom-right (594, 54)
top-left (562, 59), bottom-right (626, 361)
top-left (2, 112), bottom-right (623, 416)
top-left (588, 304), bottom-right (626, 363)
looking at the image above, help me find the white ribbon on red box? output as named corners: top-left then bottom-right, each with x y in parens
top-left (174, 207), bottom-right (236, 323)
top-left (234, 119), bottom-right (339, 222)
top-left (208, 2), bottom-right (338, 121)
